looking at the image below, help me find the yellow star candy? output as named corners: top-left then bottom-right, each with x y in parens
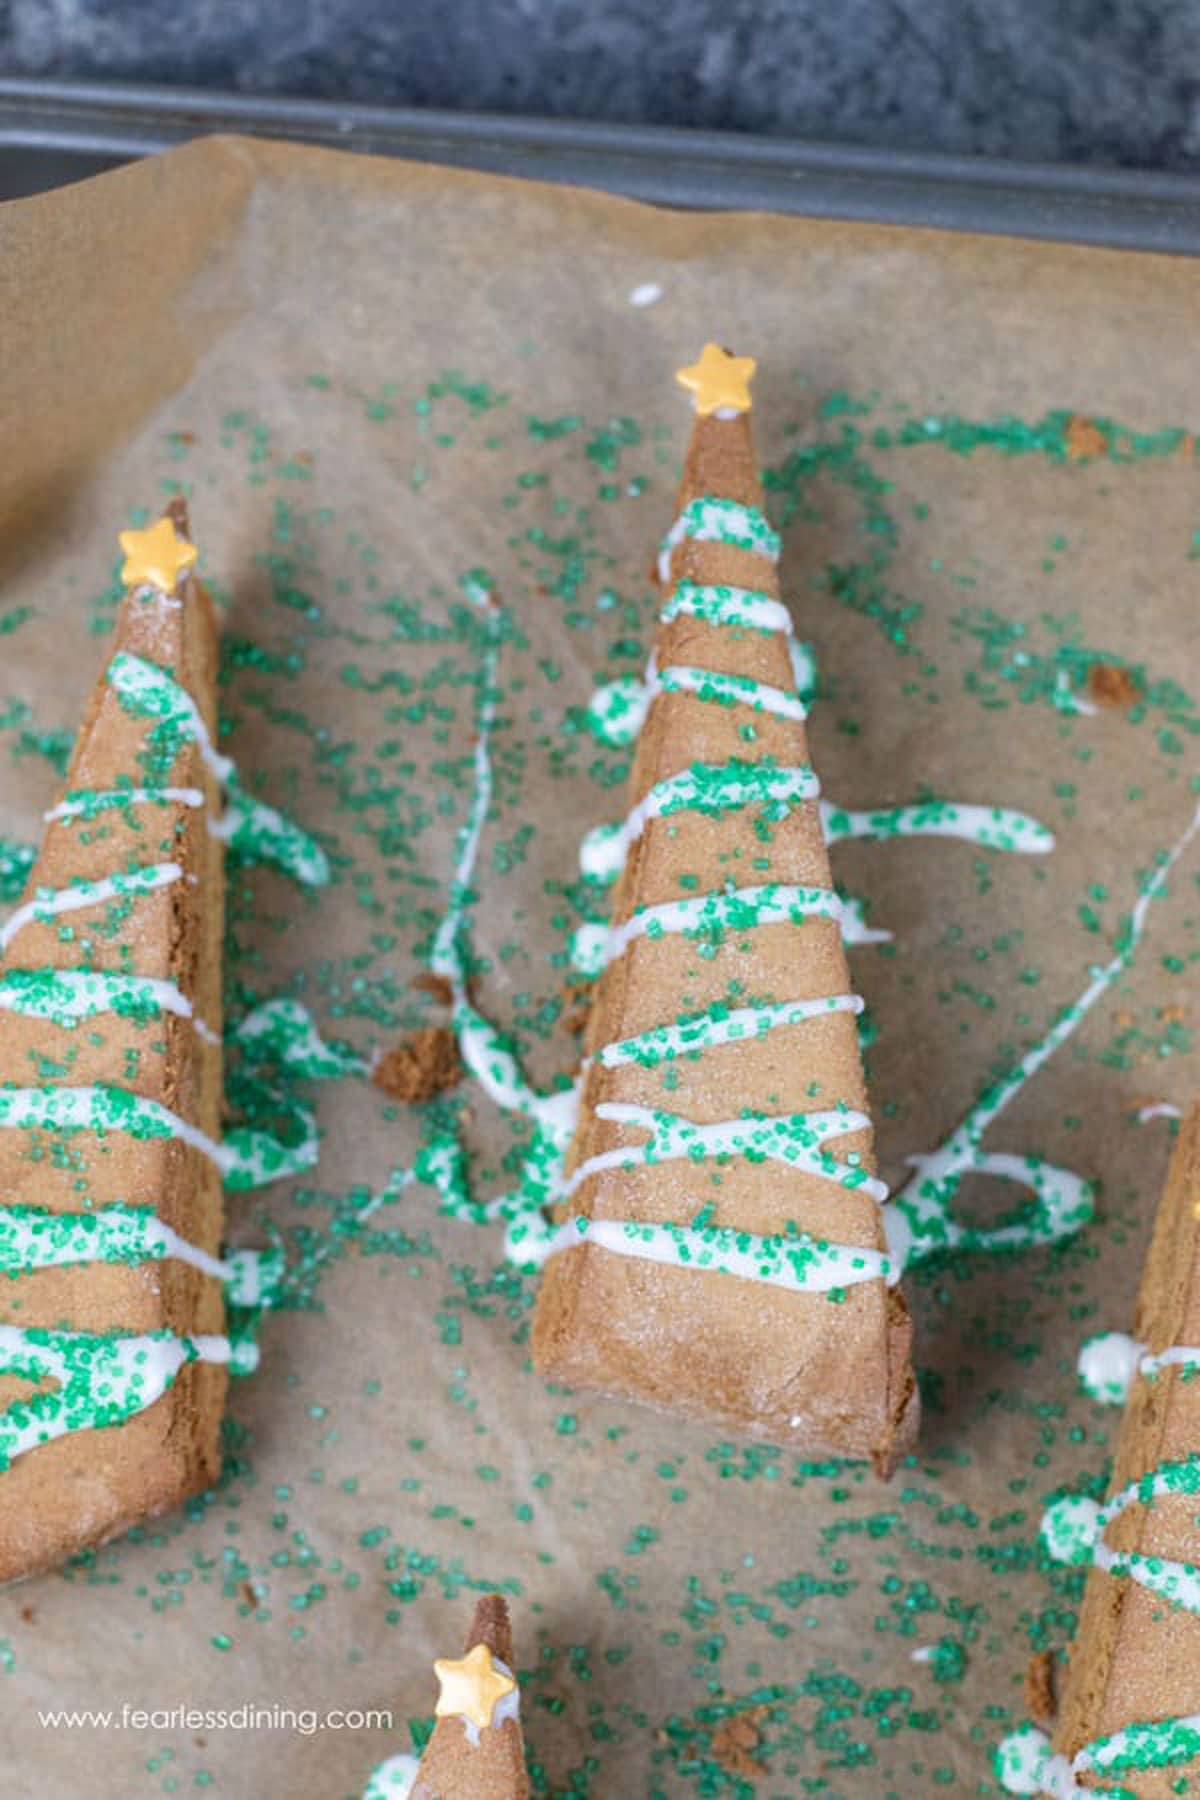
top-left (433, 1642), bottom-right (516, 1733)
top-left (675, 343), bottom-right (757, 416)
top-left (118, 517), bottom-right (198, 595)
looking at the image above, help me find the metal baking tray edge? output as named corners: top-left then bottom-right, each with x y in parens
top-left (2, 75), bottom-right (1200, 252)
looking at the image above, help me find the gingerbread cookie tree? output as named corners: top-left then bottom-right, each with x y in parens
top-left (533, 346), bottom-right (917, 1471)
top-left (998, 1106), bottom-right (1200, 1797)
top-left (0, 505), bottom-right (233, 1581)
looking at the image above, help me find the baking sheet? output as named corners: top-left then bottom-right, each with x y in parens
top-left (8, 77), bottom-right (1200, 250)
top-left (0, 134), bottom-right (1197, 1798)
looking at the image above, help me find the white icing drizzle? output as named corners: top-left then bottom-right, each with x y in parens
top-left (0, 1203), bottom-right (271, 1307)
top-left (571, 881), bottom-right (884, 977)
top-left (653, 661), bottom-right (808, 722)
top-left (1041, 1462), bottom-right (1200, 1614)
top-left (234, 996), bottom-right (365, 1078)
top-left (0, 1324), bottom-right (252, 1466)
top-left (997, 1712), bottom-right (1200, 1795)
top-left (661, 580), bottom-right (793, 635)
top-left (508, 1208), bottom-right (892, 1292)
top-left (884, 800), bottom-right (1200, 1269)
top-left (0, 967), bottom-right (217, 1042)
top-left (0, 1082), bottom-right (317, 1187)
top-left (583, 655), bottom-right (807, 750)
top-left (580, 761), bottom-right (820, 885)
top-left (565, 1099), bottom-right (887, 1206)
top-left (657, 496), bottom-right (781, 585)
top-left (107, 649), bottom-right (234, 783)
top-left (0, 861), bottom-right (183, 954)
top-left (429, 578), bottom-right (578, 1161)
top-left (105, 651), bottom-right (330, 886)
top-left (591, 993), bottom-right (863, 1070)
top-left (45, 786), bottom-right (204, 822)
top-left (820, 799), bottom-right (1055, 855)
top-left (1138, 1100), bottom-right (1183, 1123)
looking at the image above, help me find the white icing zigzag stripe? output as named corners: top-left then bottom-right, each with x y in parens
top-left (0, 862), bottom-right (184, 954)
top-left (997, 1717), bottom-right (1200, 1796)
top-left (45, 786), bottom-right (204, 822)
top-left (0, 1324), bottom-right (248, 1468)
top-left (107, 650), bottom-right (234, 783)
top-left (657, 496), bottom-right (781, 585)
top-left (0, 1084), bottom-right (317, 1190)
top-left (591, 993), bottom-right (864, 1070)
top-left (662, 580), bottom-right (793, 635)
top-left (0, 968), bottom-right (217, 1042)
top-left (105, 652), bottom-right (330, 886)
top-left (580, 762), bottom-right (820, 885)
top-left (0, 1204), bottom-right (270, 1307)
top-left (1041, 1462), bottom-right (1200, 1614)
top-left (533, 1211), bottom-right (892, 1295)
top-left (655, 663), bottom-right (808, 722)
top-left (571, 882), bottom-right (886, 977)
top-left (566, 1100), bottom-right (888, 1206)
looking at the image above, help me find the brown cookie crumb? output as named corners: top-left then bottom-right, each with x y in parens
top-left (1064, 415), bottom-right (1108, 462)
top-left (1087, 661), bottom-right (1140, 709)
top-left (559, 978), bottom-right (593, 1037)
top-left (413, 972), bottom-right (453, 1007)
top-left (373, 1028), bottom-right (463, 1103)
top-left (1024, 1650), bottom-right (1057, 1729)
top-left (709, 1706), bottom-right (768, 1780)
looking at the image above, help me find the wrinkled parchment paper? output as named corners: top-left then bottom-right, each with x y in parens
top-left (1, 137), bottom-right (1198, 1798)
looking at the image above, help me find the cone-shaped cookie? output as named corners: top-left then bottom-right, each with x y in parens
top-left (411, 1595), bottom-right (529, 1799)
top-left (533, 345), bottom-right (917, 1471)
top-left (998, 1106), bottom-right (1200, 1798)
top-left (0, 502), bottom-right (229, 1581)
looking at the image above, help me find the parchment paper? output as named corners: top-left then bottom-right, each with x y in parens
top-left (0, 136), bottom-right (1197, 1799)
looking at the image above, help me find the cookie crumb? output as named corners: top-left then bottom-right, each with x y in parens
top-left (710, 1706), bottom-right (768, 1780)
top-left (1064, 415), bottom-right (1108, 462)
top-left (1087, 662), bottom-right (1139, 709)
top-left (373, 1028), bottom-right (463, 1103)
top-left (1025, 1650), bottom-right (1057, 1728)
top-left (560, 978), bottom-right (593, 1037)
top-left (413, 972), bottom-right (453, 1006)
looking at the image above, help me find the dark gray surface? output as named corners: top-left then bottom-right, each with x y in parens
top-left (4, 0), bottom-right (1200, 170)
top-left (5, 79), bottom-right (1200, 252)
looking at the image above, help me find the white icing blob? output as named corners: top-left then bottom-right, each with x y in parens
top-left (995, 1726), bottom-right (1072, 1796)
top-left (1078, 1330), bottom-right (1143, 1405)
top-left (360, 1751), bottom-right (420, 1799)
top-left (1138, 1100), bottom-right (1183, 1122)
